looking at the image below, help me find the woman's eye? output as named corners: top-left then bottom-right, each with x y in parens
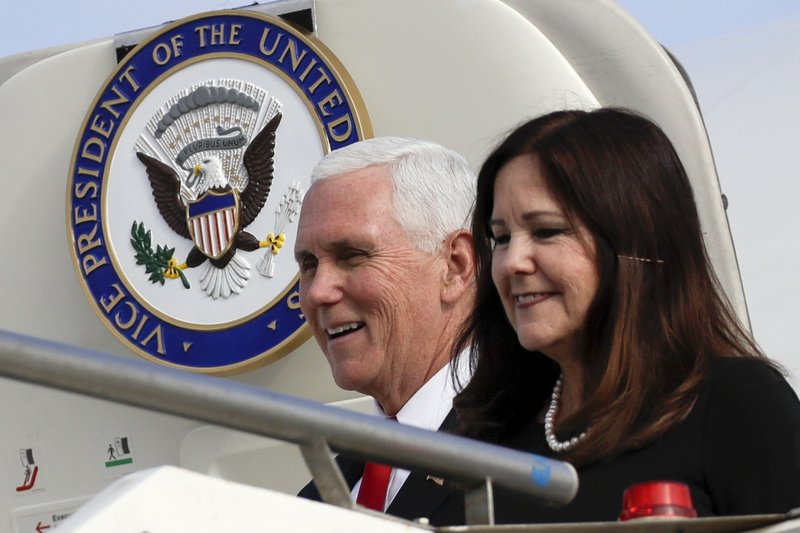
top-left (490, 233), bottom-right (510, 248)
top-left (534, 228), bottom-right (565, 239)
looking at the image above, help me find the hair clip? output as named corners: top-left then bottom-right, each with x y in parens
top-left (618, 255), bottom-right (665, 264)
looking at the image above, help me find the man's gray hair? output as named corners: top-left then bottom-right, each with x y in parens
top-left (311, 137), bottom-right (476, 254)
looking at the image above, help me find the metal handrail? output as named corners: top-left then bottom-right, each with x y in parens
top-left (0, 329), bottom-right (578, 523)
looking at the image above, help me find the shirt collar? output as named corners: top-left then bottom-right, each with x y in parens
top-left (371, 348), bottom-right (472, 431)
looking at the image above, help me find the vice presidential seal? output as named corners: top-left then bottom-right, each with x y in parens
top-left (67, 11), bottom-right (371, 373)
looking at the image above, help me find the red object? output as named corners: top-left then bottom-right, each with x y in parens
top-left (15, 465), bottom-right (39, 492)
top-left (356, 462), bottom-right (392, 511)
top-left (619, 481), bottom-right (698, 521)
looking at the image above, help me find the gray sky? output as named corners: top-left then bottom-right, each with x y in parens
top-left (0, 1), bottom-right (796, 57)
top-left (618, 0), bottom-right (800, 47)
top-left (2, 0), bottom-right (799, 380)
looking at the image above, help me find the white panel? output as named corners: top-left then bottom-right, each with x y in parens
top-left (56, 466), bottom-right (426, 532)
top-left (315, 0), bottom-right (598, 167)
top-left (0, 378), bottom-right (198, 531)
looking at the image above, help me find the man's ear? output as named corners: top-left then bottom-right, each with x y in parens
top-left (441, 230), bottom-right (476, 304)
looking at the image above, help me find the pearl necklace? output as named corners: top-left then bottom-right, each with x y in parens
top-left (544, 374), bottom-right (588, 453)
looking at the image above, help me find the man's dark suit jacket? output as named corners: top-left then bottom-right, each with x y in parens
top-left (297, 410), bottom-right (465, 526)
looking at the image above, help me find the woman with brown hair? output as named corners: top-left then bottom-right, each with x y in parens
top-left (454, 108), bottom-right (800, 522)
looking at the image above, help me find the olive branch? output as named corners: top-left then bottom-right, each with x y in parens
top-left (130, 221), bottom-right (190, 289)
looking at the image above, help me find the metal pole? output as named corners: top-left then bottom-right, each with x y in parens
top-left (0, 329), bottom-right (578, 505)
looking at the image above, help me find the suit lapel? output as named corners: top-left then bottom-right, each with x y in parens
top-left (385, 408), bottom-right (461, 521)
top-left (337, 455), bottom-right (366, 489)
top-left (386, 470), bottom-right (456, 521)
top-left (297, 454), bottom-right (364, 502)
top-left (438, 408), bottom-right (459, 432)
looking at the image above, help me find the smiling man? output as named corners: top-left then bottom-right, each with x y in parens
top-left (295, 137), bottom-right (476, 525)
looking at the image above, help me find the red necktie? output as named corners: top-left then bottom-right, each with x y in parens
top-left (356, 415), bottom-right (395, 511)
top-left (356, 461), bottom-right (392, 511)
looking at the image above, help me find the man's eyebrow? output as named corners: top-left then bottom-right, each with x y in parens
top-left (294, 248), bottom-right (313, 262)
top-left (327, 238), bottom-right (373, 251)
top-left (294, 239), bottom-right (367, 261)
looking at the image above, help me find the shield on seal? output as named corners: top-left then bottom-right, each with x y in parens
top-left (187, 190), bottom-right (241, 260)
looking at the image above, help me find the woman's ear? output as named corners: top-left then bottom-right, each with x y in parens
top-left (441, 230), bottom-right (476, 304)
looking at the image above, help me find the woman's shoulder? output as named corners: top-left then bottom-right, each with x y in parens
top-left (695, 357), bottom-right (800, 515)
top-left (701, 355), bottom-right (799, 415)
top-left (705, 355), bottom-right (787, 386)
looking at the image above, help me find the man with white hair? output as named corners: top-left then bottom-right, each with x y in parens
top-left (295, 137), bottom-right (476, 526)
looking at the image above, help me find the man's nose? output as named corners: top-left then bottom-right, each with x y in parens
top-left (300, 264), bottom-right (343, 308)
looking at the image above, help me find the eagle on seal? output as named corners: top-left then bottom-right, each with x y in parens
top-left (135, 112), bottom-right (282, 299)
